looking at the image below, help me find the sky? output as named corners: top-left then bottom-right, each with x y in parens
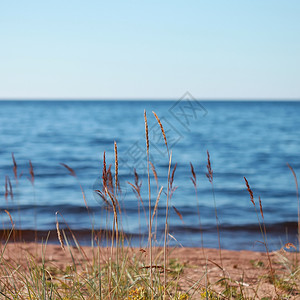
top-left (0, 1), bottom-right (299, 100)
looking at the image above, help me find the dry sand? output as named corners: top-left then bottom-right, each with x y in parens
top-left (1, 242), bottom-right (299, 299)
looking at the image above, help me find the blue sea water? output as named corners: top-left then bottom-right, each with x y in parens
top-left (0, 100), bottom-right (299, 251)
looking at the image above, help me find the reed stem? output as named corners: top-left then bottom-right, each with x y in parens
top-left (144, 110), bottom-right (153, 290)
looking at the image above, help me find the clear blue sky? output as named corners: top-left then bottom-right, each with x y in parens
top-left (0, 1), bottom-right (299, 99)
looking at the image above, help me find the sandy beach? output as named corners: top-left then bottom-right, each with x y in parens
top-left (1, 242), bottom-right (298, 299)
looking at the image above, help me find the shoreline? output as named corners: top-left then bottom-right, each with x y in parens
top-left (1, 228), bottom-right (297, 253)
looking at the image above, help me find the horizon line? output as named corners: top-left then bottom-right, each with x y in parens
top-left (0, 98), bottom-right (300, 102)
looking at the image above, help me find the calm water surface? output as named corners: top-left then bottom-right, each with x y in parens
top-left (0, 100), bottom-right (299, 250)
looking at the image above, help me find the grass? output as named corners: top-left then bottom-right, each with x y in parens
top-left (0, 110), bottom-right (300, 299)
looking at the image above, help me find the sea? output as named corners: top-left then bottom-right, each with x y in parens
top-left (0, 100), bottom-right (299, 251)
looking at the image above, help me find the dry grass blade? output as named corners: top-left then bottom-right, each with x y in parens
top-left (102, 151), bottom-right (107, 194)
top-left (258, 196), bottom-right (264, 219)
top-left (107, 165), bottom-right (114, 194)
top-left (152, 111), bottom-right (169, 154)
top-left (206, 150), bottom-right (213, 183)
top-left (128, 180), bottom-right (148, 227)
top-left (144, 110), bottom-right (149, 153)
top-left (151, 186), bottom-right (163, 223)
top-left (55, 212), bottom-right (65, 251)
top-left (190, 162), bottom-right (196, 187)
top-left (105, 186), bottom-right (119, 240)
top-left (29, 160), bottom-right (34, 185)
top-left (170, 163), bottom-right (177, 188)
top-left (106, 167), bottom-right (121, 213)
top-left (60, 163), bottom-right (76, 177)
top-left (55, 211), bottom-right (91, 264)
top-left (150, 161), bottom-right (159, 191)
top-left (287, 163), bottom-right (299, 193)
top-left (170, 186), bottom-right (178, 199)
top-left (12, 153), bottom-right (18, 183)
top-left (164, 151), bottom-right (172, 297)
top-left (244, 177), bottom-right (255, 206)
top-left (145, 110), bottom-right (153, 288)
top-left (4, 210), bottom-right (14, 227)
top-left (94, 189), bottom-right (113, 210)
top-left (168, 233), bottom-right (183, 248)
top-left (134, 169), bottom-right (142, 191)
top-left (127, 181), bottom-right (137, 191)
top-left (140, 265), bottom-right (169, 271)
top-left (208, 259), bottom-right (224, 271)
top-left (169, 163), bottom-right (178, 199)
top-left (114, 141), bottom-right (118, 193)
top-left (127, 182), bottom-right (142, 200)
top-left (6, 176), bottom-right (14, 201)
top-left (172, 206), bottom-right (184, 223)
top-left (284, 242), bottom-right (297, 250)
top-left (4, 175), bottom-right (8, 201)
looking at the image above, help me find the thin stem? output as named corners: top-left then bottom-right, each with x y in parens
top-left (194, 178), bottom-right (205, 259)
top-left (211, 182), bottom-right (223, 269)
top-left (253, 206), bottom-right (275, 282)
top-left (144, 110), bottom-right (152, 290)
top-left (164, 151), bottom-right (172, 298)
top-left (147, 143), bottom-right (152, 285)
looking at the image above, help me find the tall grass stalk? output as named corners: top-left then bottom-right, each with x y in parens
top-left (152, 110), bottom-right (171, 298)
top-left (206, 151), bottom-right (223, 269)
top-left (11, 153), bottom-right (22, 242)
top-left (144, 110), bottom-right (153, 290)
top-left (190, 162), bottom-right (208, 298)
top-left (244, 176), bottom-right (276, 288)
top-left (190, 162), bottom-right (204, 253)
top-left (29, 160), bottom-right (38, 244)
top-left (106, 187), bottom-right (119, 296)
top-left (114, 141), bottom-right (120, 278)
top-left (164, 151), bottom-right (172, 297)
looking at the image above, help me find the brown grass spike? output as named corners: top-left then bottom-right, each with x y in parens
top-left (172, 206), bottom-right (184, 223)
top-left (60, 163), bottom-right (76, 177)
top-left (4, 176), bottom-right (9, 201)
top-left (149, 161), bottom-right (159, 191)
top-left (151, 186), bottom-right (163, 224)
top-left (55, 213), bottom-right (65, 251)
top-left (144, 110), bottom-right (149, 154)
top-left (190, 162), bottom-right (196, 187)
top-left (244, 176), bottom-right (255, 206)
top-left (152, 111), bottom-right (169, 155)
top-left (102, 151), bottom-right (107, 194)
top-left (170, 163), bottom-right (177, 188)
top-left (258, 196), bottom-right (264, 219)
top-left (8, 176), bottom-right (13, 201)
top-left (144, 110), bottom-right (153, 289)
top-left (29, 160), bottom-right (34, 185)
top-left (94, 189), bottom-right (113, 210)
top-left (114, 141), bottom-right (118, 194)
top-left (107, 165), bottom-right (114, 194)
top-left (206, 150), bottom-right (213, 183)
top-left (4, 210), bottom-right (14, 227)
top-left (12, 153), bottom-right (18, 184)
